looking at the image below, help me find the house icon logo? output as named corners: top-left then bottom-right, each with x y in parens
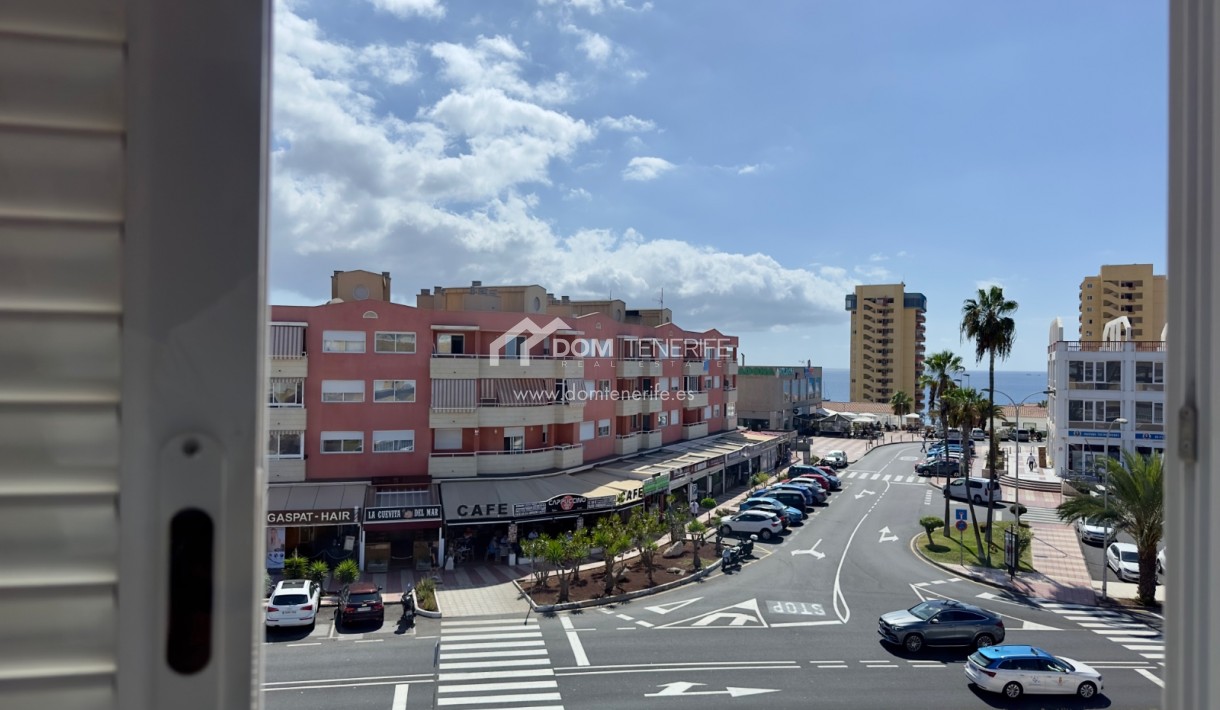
top-left (489, 317), bottom-right (570, 366)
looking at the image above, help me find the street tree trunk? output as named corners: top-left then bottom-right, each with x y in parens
top-left (1138, 547), bottom-right (1158, 606)
top-left (983, 351), bottom-right (996, 565)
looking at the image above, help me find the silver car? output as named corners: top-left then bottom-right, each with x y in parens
top-left (878, 599), bottom-right (1005, 653)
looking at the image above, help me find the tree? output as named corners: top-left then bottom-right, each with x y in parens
top-left (521, 535), bottom-right (551, 589)
top-left (550, 529), bottom-right (592, 604)
top-left (750, 472), bottom-right (770, 491)
top-left (282, 551), bottom-right (309, 580)
top-left (1057, 450), bottom-right (1164, 605)
top-left (961, 285), bottom-right (1018, 563)
top-left (943, 388), bottom-right (985, 563)
top-left (627, 508), bottom-right (665, 586)
top-left (664, 494), bottom-right (692, 543)
top-left (687, 518), bottom-right (709, 571)
top-left (918, 516), bottom-right (945, 546)
top-left (591, 515), bottom-right (633, 596)
top-left (889, 390), bottom-right (913, 418)
top-left (333, 558), bottom-right (360, 589)
top-left (920, 350), bottom-right (964, 537)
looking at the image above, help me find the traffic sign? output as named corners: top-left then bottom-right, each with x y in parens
top-left (955, 520), bottom-right (968, 532)
top-left (955, 509), bottom-right (968, 522)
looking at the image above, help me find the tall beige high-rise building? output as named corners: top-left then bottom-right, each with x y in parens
top-left (845, 284), bottom-right (927, 409)
top-left (1078, 264), bottom-right (1167, 341)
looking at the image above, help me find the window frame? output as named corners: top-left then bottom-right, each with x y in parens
top-left (372, 430), bottom-right (415, 453)
top-left (597, 419), bottom-right (611, 437)
top-left (267, 431), bottom-right (303, 459)
top-left (322, 330), bottom-right (366, 353)
top-left (373, 379), bottom-right (416, 403)
top-left (268, 379), bottom-right (304, 407)
top-left (320, 379), bottom-right (365, 403)
top-left (321, 431), bottom-right (364, 454)
top-left (374, 331), bottom-right (417, 354)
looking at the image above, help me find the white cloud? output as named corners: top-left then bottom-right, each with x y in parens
top-left (597, 115), bottom-right (656, 132)
top-left (367, 0), bottom-right (445, 20)
top-left (431, 35), bottom-right (574, 104)
top-left (868, 253), bottom-right (887, 262)
top-left (357, 44), bottom-right (419, 85)
top-left (578, 30), bottom-right (614, 64)
top-left (974, 279), bottom-right (1005, 291)
top-left (622, 156), bottom-right (675, 181)
top-left (539, 0), bottom-right (652, 14)
top-left (564, 187), bottom-right (592, 200)
top-left (855, 265), bottom-right (893, 281)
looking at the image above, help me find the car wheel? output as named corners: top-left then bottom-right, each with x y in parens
top-left (974, 634), bottom-right (995, 649)
top-left (759, 529), bottom-right (773, 541)
top-left (1003, 681), bottom-right (1023, 699)
top-left (720, 525), bottom-right (731, 536)
top-left (972, 494), bottom-right (983, 504)
top-left (1077, 681), bottom-right (1097, 699)
top-left (903, 634), bottom-right (924, 653)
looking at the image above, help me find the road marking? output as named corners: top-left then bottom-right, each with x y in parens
top-left (561, 615), bottom-right (590, 666)
top-left (436, 692), bottom-right (563, 706)
top-left (355, 639), bottom-right (383, 643)
top-left (434, 631), bottom-right (543, 642)
top-left (882, 474), bottom-right (892, 481)
top-left (438, 668), bottom-right (556, 682)
top-left (285, 642), bottom-right (322, 647)
top-left (616, 614), bottom-right (633, 621)
top-left (646, 597), bottom-right (702, 615)
top-left (644, 681), bottom-right (778, 698)
top-left (441, 648), bottom-right (550, 660)
top-left (870, 473), bottom-right (881, 480)
top-left (1141, 653), bottom-right (1165, 659)
top-left (1137, 668), bottom-right (1166, 688)
top-left (442, 618), bottom-right (539, 626)
top-left (263, 673), bottom-right (435, 687)
top-left (442, 639), bottom-right (546, 651)
top-left (444, 624), bottom-right (541, 634)
top-left (1123, 644), bottom-right (1165, 650)
top-left (769, 620), bottom-right (842, 628)
top-left (877, 527), bottom-right (899, 543)
top-left (439, 658), bottom-right (552, 670)
top-left (1093, 629), bottom-right (1160, 636)
top-left (436, 680), bottom-right (559, 693)
top-left (391, 684), bottom-right (408, 710)
top-left (657, 598), bottom-right (768, 629)
top-left (636, 620), bottom-right (654, 628)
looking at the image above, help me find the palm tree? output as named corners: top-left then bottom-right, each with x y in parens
top-left (1057, 451), bottom-right (1164, 605)
top-left (889, 391), bottom-right (913, 418)
top-left (961, 286), bottom-right (1018, 561)
top-left (921, 350), bottom-right (964, 536)
top-left (943, 388), bottom-right (985, 561)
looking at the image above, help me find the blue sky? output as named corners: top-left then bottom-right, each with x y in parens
top-left (269, 0), bottom-right (1167, 372)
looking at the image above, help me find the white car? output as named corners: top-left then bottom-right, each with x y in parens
top-left (719, 510), bottom-right (783, 541)
top-left (1157, 547), bottom-right (1166, 576)
top-left (1074, 517), bottom-right (1113, 545)
top-left (970, 427), bottom-right (986, 441)
top-left (1106, 542), bottom-right (1141, 582)
top-left (266, 579), bottom-right (322, 628)
top-left (966, 645), bottom-right (1103, 699)
top-left (822, 450), bottom-right (848, 469)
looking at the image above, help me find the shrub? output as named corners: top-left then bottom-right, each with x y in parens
top-left (282, 551), bottom-right (309, 580)
top-left (700, 497), bottom-right (716, 509)
top-left (918, 516), bottom-right (944, 545)
top-left (263, 572), bottom-right (273, 597)
top-left (1009, 503), bottom-right (1028, 517)
top-left (306, 559), bottom-right (330, 587)
top-left (414, 577), bottom-right (438, 612)
top-left (333, 558), bottom-right (360, 587)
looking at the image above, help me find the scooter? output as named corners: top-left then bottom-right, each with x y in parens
top-left (400, 591), bottom-right (416, 623)
top-left (739, 535), bottom-right (756, 559)
top-left (721, 545), bottom-right (742, 573)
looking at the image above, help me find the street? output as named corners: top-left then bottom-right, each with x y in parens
top-left (262, 443), bottom-right (1165, 709)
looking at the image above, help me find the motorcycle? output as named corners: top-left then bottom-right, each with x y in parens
top-left (721, 545), bottom-right (742, 573)
top-left (400, 591), bottom-right (416, 624)
top-left (739, 535), bottom-right (756, 559)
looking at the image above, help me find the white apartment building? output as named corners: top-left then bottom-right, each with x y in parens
top-left (1046, 316), bottom-right (1167, 475)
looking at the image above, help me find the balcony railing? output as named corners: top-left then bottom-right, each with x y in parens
top-left (682, 390), bottom-right (709, 409)
top-left (682, 421), bottom-right (709, 440)
top-left (640, 429), bottom-right (663, 450)
top-left (430, 354), bottom-right (587, 379)
top-left (1052, 341), bottom-right (1166, 353)
top-left (428, 444), bottom-right (584, 478)
top-left (615, 432), bottom-right (640, 456)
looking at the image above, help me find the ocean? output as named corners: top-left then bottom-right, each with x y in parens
top-left (819, 368), bottom-right (1050, 406)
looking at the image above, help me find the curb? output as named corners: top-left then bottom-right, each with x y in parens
top-left (515, 559), bottom-right (724, 614)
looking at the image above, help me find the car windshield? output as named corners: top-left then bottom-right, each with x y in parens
top-left (908, 602), bottom-right (940, 620)
top-left (348, 592), bottom-right (380, 603)
top-left (1120, 550), bottom-right (1140, 562)
top-left (271, 594), bottom-right (308, 606)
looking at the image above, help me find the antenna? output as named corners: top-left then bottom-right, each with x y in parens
top-left (657, 287), bottom-right (664, 308)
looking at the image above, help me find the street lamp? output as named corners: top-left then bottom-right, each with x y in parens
top-left (983, 389), bottom-right (1051, 531)
top-left (1100, 416), bottom-right (1129, 600)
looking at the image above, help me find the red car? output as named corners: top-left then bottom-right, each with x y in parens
top-left (792, 472), bottom-right (831, 493)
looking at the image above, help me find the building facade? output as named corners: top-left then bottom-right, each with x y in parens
top-left (263, 272), bottom-right (792, 572)
top-left (845, 284), bottom-right (927, 409)
top-left (1078, 263), bottom-right (1168, 341)
top-left (734, 365), bottom-right (823, 431)
top-left (1045, 317), bottom-right (1167, 476)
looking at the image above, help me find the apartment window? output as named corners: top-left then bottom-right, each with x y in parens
top-left (1068, 361), bottom-right (1121, 389)
top-left (580, 421), bottom-right (595, 441)
top-left (683, 375), bottom-right (701, 392)
top-left (374, 488), bottom-right (433, 507)
top-left (434, 428), bottom-right (462, 450)
top-left (267, 431), bottom-right (302, 459)
top-left (1086, 307), bottom-right (1093, 312)
top-left (269, 379), bottom-right (304, 407)
top-left (321, 380), bottom-right (364, 402)
top-left (583, 380), bottom-right (596, 397)
top-left (1136, 361), bottom-right (1165, 390)
top-left (726, 402), bottom-right (736, 420)
top-left (436, 333), bottom-right (465, 355)
top-left (321, 431), bottom-right (363, 453)
top-left (713, 404), bottom-right (721, 417)
top-left (374, 379), bottom-right (416, 402)
top-left (541, 428), bottom-right (548, 445)
top-left (503, 426), bottom-right (525, 452)
top-left (1087, 295), bottom-right (1093, 300)
top-left (373, 430), bottom-right (415, 453)
top-left (1068, 400), bottom-right (1122, 423)
top-left (656, 412), bottom-right (669, 427)
top-left (703, 405), bottom-right (712, 419)
top-left (1136, 401), bottom-right (1165, 426)
top-left (713, 375), bottom-right (721, 389)
top-left (670, 409), bottom-right (679, 426)
top-left (597, 379), bottom-right (611, 394)
top-left (323, 330), bottom-right (366, 353)
top-left (502, 335), bottom-right (527, 359)
top-left (375, 332), bottom-right (417, 353)
top-left (597, 419), bottom-right (611, 437)
top-left (703, 376), bottom-right (712, 390)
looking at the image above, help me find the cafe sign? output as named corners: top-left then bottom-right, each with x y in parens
top-left (266, 508), bottom-right (358, 526)
top-left (364, 505), bottom-right (442, 524)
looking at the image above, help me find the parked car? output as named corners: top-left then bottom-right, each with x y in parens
top-left (970, 427), bottom-right (986, 441)
top-left (1074, 517), bottom-right (1114, 545)
top-left (336, 582), bottom-right (385, 627)
top-left (928, 443), bottom-right (971, 457)
top-left (789, 465), bottom-right (838, 491)
top-left (965, 645), bottom-right (1103, 699)
top-left (916, 458), bottom-right (960, 477)
top-left (878, 599), bottom-right (1005, 653)
top-left (1106, 542), bottom-right (1141, 582)
top-left (720, 510), bottom-right (783, 541)
top-left (944, 477), bottom-right (1002, 504)
top-left (739, 496), bottom-right (804, 524)
top-left (266, 579), bottom-right (321, 628)
top-left (790, 471), bottom-right (833, 493)
top-left (1157, 547), bottom-right (1166, 576)
top-left (770, 481), bottom-right (825, 505)
top-left (812, 466), bottom-right (843, 489)
top-left (821, 450), bottom-right (848, 469)
top-left (751, 489), bottom-right (809, 513)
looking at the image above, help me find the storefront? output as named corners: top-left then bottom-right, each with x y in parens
top-left (265, 482), bottom-right (366, 571)
top-left (362, 503), bottom-right (443, 573)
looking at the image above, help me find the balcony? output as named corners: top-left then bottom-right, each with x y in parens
top-left (640, 430), bottom-right (663, 450)
top-left (430, 408), bottom-right (478, 428)
top-left (614, 432), bottom-right (640, 456)
top-left (616, 359), bottom-right (663, 378)
top-left (480, 402), bottom-right (584, 427)
top-left (682, 360), bottom-right (707, 376)
top-left (267, 458), bottom-right (305, 483)
top-left (268, 407), bottom-right (306, 431)
top-left (725, 360), bottom-right (738, 375)
top-left (427, 444), bottom-right (585, 478)
top-left (268, 355), bottom-right (308, 379)
top-left (615, 397), bottom-right (643, 417)
top-left (682, 421), bottom-right (709, 440)
top-left (640, 396), bottom-right (663, 414)
top-left (430, 355), bottom-right (585, 379)
top-left (682, 390), bottom-right (709, 409)
top-left (724, 388), bottom-right (738, 403)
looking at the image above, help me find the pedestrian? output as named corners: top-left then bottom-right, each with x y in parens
top-left (1027, 453), bottom-right (1036, 473)
top-left (689, 498), bottom-right (700, 517)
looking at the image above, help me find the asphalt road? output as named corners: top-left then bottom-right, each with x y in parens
top-left (262, 442), bottom-right (1166, 710)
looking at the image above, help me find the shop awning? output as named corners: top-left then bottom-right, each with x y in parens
top-left (441, 474), bottom-right (625, 524)
top-left (265, 483), bottom-right (367, 526)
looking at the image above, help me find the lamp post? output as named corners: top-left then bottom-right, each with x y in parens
top-left (1099, 415), bottom-right (1129, 600)
top-left (983, 388), bottom-right (1050, 533)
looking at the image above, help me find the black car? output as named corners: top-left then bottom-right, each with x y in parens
top-left (878, 599), bottom-right (1005, 653)
top-left (336, 582), bottom-right (385, 626)
top-left (915, 458), bottom-right (960, 477)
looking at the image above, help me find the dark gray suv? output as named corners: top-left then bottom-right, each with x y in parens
top-left (878, 599), bottom-right (1005, 653)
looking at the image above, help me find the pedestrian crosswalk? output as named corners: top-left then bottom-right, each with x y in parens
top-left (436, 617), bottom-right (564, 709)
top-left (844, 471), bottom-right (920, 484)
top-left (1036, 602), bottom-right (1164, 662)
top-left (1012, 505), bottom-right (1062, 524)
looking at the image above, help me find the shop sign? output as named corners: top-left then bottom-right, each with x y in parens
top-left (364, 505), bottom-right (443, 523)
top-left (618, 486), bottom-right (644, 505)
top-left (642, 473), bottom-right (670, 496)
top-left (513, 494), bottom-right (618, 518)
top-left (266, 508), bottom-right (358, 526)
top-left (1135, 433), bottom-right (1166, 441)
top-left (455, 502), bottom-right (511, 519)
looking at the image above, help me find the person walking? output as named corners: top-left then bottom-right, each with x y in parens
top-left (1027, 453), bottom-right (1036, 473)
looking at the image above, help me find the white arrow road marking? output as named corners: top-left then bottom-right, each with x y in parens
top-left (878, 527), bottom-right (899, 542)
top-left (657, 598), bottom-right (768, 629)
top-left (1136, 668), bottom-right (1166, 688)
top-left (909, 583), bottom-right (929, 602)
top-left (791, 539), bottom-right (826, 558)
top-left (645, 681), bottom-right (780, 698)
top-left (854, 489), bottom-right (876, 500)
top-left (646, 598), bottom-right (702, 615)
top-left (693, 613), bottom-right (757, 627)
top-left (920, 587), bottom-right (1060, 630)
top-left (561, 615), bottom-right (590, 666)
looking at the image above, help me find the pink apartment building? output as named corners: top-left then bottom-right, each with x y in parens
top-left (266, 271), bottom-right (790, 571)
